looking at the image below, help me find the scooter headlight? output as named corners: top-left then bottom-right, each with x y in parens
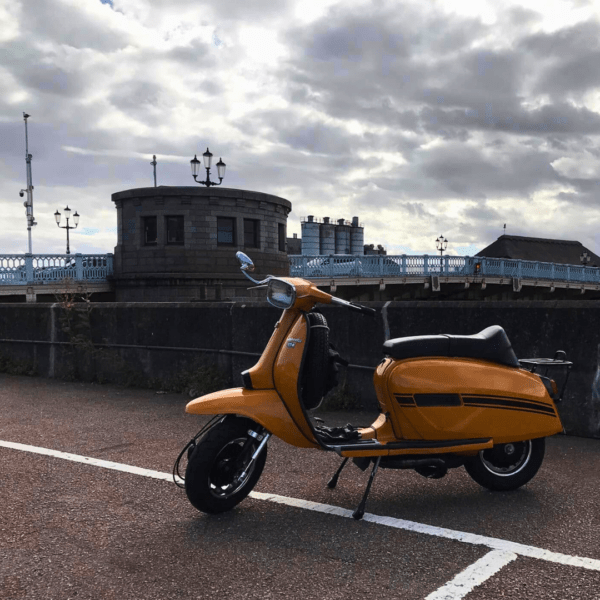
top-left (267, 278), bottom-right (296, 309)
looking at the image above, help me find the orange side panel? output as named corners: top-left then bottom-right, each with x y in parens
top-left (186, 387), bottom-right (318, 449)
top-left (384, 358), bottom-right (562, 443)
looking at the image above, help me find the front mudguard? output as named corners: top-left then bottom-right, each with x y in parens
top-left (186, 387), bottom-right (319, 449)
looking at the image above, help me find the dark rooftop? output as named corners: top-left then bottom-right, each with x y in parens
top-left (476, 235), bottom-right (600, 267)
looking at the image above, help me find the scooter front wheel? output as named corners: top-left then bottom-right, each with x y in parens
top-left (464, 438), bottom-right (545, 491)
top-left (185, 416), bottom-right (268, 514)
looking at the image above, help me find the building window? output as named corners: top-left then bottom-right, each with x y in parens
top-left (217, 217), bottom-right (236, 246)
top-left (143, 216), bottom-right (157, 245)
top-left (244, 219), bottom-right (260, 248)
top-left (278, 223), bottom-right (286, 252)
top-left (166, 216), bottom-right (184, 245)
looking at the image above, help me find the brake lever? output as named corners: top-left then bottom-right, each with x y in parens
top-left (347, 302), bottom-right (376, 316)
top-left (331, 296), bottom-right (377, 316)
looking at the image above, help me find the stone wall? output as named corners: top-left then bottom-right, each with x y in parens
top-left (0, 300), bottom-right (598, 438)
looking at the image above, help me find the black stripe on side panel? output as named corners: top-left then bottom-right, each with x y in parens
top-left (414, 394), bottom-right (462, 407)
top-left (462, 395), bottom-right (556, 416)
top-left (395, 395), bottom-right (416, 406)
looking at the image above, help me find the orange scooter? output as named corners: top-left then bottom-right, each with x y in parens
top-left (174, 252), bottom-right (572, 520)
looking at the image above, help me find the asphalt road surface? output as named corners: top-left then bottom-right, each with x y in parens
top-left (1, 374), bottom-right (599, 599)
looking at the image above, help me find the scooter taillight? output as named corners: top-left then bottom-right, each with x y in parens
top-left (538, 375), bottom-right (559, 400)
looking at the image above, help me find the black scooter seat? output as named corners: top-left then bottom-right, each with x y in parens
top-left (383, 325), bottom-right (520, 368)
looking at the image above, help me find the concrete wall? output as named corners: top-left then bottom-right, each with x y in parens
top-left (0, 301), bottom-right (598, 438)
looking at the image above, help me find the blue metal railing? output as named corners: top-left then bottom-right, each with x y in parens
top-left (289, 254), bottom-right (600, 284)
top-left (0, 254), bottom-right (114, 285)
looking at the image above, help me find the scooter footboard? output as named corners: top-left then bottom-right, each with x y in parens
top-left (186, 387), bottom-right (319, 449)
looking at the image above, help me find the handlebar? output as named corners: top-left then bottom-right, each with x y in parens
top-left (330, 296), bottom-right (377, 316)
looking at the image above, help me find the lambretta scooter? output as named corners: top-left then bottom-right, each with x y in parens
top-left (174, 252), bottom-right (572, 520)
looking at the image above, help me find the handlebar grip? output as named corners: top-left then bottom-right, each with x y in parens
top-left (348, 302), bottom-right (377, 316)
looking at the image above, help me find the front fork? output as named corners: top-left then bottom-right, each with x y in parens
top-left (237, 427), bottom-right (272, 482)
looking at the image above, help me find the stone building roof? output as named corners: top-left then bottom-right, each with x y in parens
top-left (476, 235), bottom-right (600, 267)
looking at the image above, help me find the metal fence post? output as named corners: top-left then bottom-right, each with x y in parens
top-left (402, 255), bottom-right (407, 275)
top-left (25, 254), bottom-right (33, 283)
top-left (75, 254), bottom-right (83, 280)
top-left (106, 253), bottom-right (114, 276)
top-left (424, 255), bottom-right (429, 275)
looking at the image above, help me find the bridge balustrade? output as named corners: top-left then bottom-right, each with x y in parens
top-left (289, 254), bottom-right (600, 284)
top-left (0, 254), bottom-right (114, 285)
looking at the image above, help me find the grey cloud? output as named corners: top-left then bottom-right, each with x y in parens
top-left (279, 122), bottom-right (358, 156)
top-left (359, 141), bottom-right (563, 203)
top-left (463, 202), bottom-right (503, 222)
top-left (235, 109), bottom-right (361, 156)
top-left (109, 81), bottom-right (173, 112)
top-left (303, 16), bottom-right (408, 63)
top-left (21, 0), bottom-right (132, 51)
top-left (520, 20), bottom-right (600, 59)
top-left (399, 202), bottom-right (434, 219)
top-left (129, 0), bottom-right (295, 22)
top-left (282, 6), bottom-right (600, 146)
top-left (165, 38), bottom-right (211, 65)
top-left (22, 65), bottom-right (87, 98)
top-left (519, 20), bottom-right (600, 96)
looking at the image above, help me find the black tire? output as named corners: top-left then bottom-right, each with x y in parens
top-left (464, 438), bottom-right (545, 491)
top-left (301, 312), bottom-right (330, 410)
top-left (185, 417), bottom-right (267, 513)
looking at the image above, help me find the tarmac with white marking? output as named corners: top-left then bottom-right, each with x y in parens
top-left (1, 374), bottom-right (599, 599)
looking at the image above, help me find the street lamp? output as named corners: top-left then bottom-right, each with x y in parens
top-left (580, 251), bottom-right (591, 267)
top-left (54, 206), bottom-right (80, 254)
top-left (436, 235), bottom-right (448, 258)
top-left (190, 147), bottom-right (226, 187)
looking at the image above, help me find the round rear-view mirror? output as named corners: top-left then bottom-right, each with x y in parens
top-left (236, 251), bottom-right (255, 272)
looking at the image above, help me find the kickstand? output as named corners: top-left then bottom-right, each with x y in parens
top-left (352, 456), bottom-right (381, 521)
top-left (327, 457), bottom-right (349, 489)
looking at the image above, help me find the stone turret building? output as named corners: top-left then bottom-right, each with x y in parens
top-left (111, 186), bottom-right (291, 301)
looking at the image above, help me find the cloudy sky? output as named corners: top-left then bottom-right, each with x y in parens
top-left (1, 0), bottom-right (600, 257)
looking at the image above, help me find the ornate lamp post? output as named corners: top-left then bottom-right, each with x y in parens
top-left (436, 235), bottom-right (448, 258)
top-left (190, 147), bottom-right (226, 187)
top-left (580, 251), bottom-right (591, 268)
top-left (54, 206), bottom-right (80, 254)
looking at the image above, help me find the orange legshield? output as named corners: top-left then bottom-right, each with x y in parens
top-left (186, 279), bottom-right (333, 449)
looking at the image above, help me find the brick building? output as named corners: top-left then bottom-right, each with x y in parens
top-left (111, 186), bottom-right (291, 301)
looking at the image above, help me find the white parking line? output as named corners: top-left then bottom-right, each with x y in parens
top-left (424, 550), bottom-right (517, 600)
top-left (3, 439), bottom-right (600, 574)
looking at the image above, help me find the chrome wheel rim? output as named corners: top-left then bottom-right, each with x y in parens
top-left (479, 441), bottom-right (532, 477)
top-left (208, 437), bottom-right (255, 499)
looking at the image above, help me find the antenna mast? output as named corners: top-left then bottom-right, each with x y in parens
top-left (21, 112), bottom-right (37, 253)
top-left (151, 155), bottom-right (157, 187)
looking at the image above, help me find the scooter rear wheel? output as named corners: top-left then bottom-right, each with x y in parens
top-left (185, 417), bottom-right (267, 513)
top-left (464, 438), bottom-right (545, 491)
